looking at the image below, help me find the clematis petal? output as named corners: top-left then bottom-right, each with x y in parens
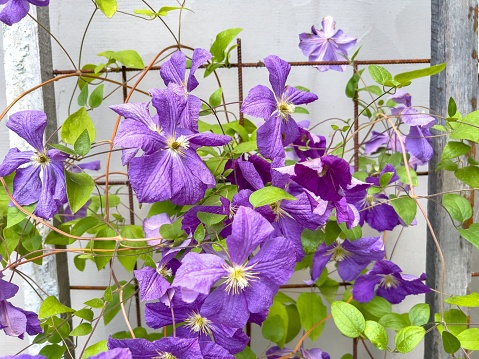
top-left (12, 165), bottom-right (42, 206)
top-left (352, 273), bottom-right (382, 303)
top-left (0, 301), bottom-right (27, 337)
top-left (187, 132), bottom-right (231, 147)
top-left (264, 55), bottom-right (291, 99)
top-left (114, 118), bottom-right (166, 156)
top-left (257, 115), bottom-right (286, 159)
top-left (6, 110), bottom-right (46, 151)
top-left (0, 148), bottom-right (34, 177)
top-left (134, 266), bottom-right (171, 302)
top-left (199, 341), bottom-right (235, 359)
top-left (201, 285), bottom-right (249, 328)
top-left (150, 87), bottom-right (185, 135)
top-left (110, 102), bottom-right (157, 130)
top-left (88, 348), bottom-right (132, 359)
top-left (187, 48), bottom-right (212, 92)
top-left (160, 51), bottom-right (186, 87)
top-left (108, 337), bottom-right (202, 359)
top-left (240, 85), bottom-right (277, 119)
top-left (311, 243), bottom-right (334, 281)
top-left (284, 85), bottom-right (318, 106)
top-left (0, 0), bottom-right (29, 27)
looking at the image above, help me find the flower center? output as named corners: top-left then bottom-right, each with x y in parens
top-left (223, 263), bottom-right (259, 295)
top-left (277, 100), bottom-right (295, 119)
top-left (270, 201), bottom-right (293, 221)
top-left (167, 135), bottom-right (190, 156)
top-left (184, 312), bottom-right (213, 336)
top-left (156, 265), bottom-right (172, 278)
top-left (380, 274), bottom-right (398, 289)
top-left (327, 243), bottom-right (352, 262)
top-left (31, 152), bottom-right (50, 168)
top-left (155, 353), bottom-right (178, 359)
top-left (318, 165), bottom-right (329, 177)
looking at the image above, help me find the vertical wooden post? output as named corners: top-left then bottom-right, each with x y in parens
top-left (426, 1), bottom-right (478, 358)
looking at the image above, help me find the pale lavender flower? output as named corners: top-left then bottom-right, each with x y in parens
top-left (108, 337), bottom-right (202, 359)
top-left (299, 16), bottom-right (357, 72)
top-left (352, 260), bottom-right (431, 304)
top-left (0, 110), bottom-right (68, 219)
top-left (0, 0), bottom-right (49, 26)
top-left (0, 355), bottom-right (46, 359)
top-left (241, 55), bottom-right (318, 159)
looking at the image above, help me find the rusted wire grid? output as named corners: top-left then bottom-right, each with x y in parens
top-left (52, 40), bottom-right (476, 358)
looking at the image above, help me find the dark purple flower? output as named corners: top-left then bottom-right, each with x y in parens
top-left (0, 270), bottom-right (42, 338)
top-left (352, 260), bottom-right (431, 304)
top-left (111, 89), bottom-right (231, 205)
top-left (291, 123), bottom-right (327, 161)
top-left (311, 236), bottom-right (384, 282)
top-left (241, 55), bottom-right (318, 159)
top-left (158, 49), bottom-right (211, 132)
top-left (173, 207), bottom-right (296, 328)
top-left (0, 110), bottom-right (68, 219)
top-left (108, 337), bottom-right (202, 359)
top-left (89, 348), bottom-right (133, 359)
top-left (0, 355), bottom-right (46, 359)
top-left (266, 346), bottom-right (330, 359)
top-left (226, 155), bottom-right (272, 191)
top-left (0, 0), bottom-right (49, 26)
top-left (299, 16), bottom-right (357, 72)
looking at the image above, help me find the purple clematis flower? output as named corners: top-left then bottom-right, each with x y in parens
top-left (88, 349), bottom-right (133, 359)
top-left (310, 236), bottom-right (385, 283)
top-left (111, 89), bottom-right (231, 205)
top-left (158, 49), bottom-right (212, 132)
top-left (241, 55), bottom-right (318, 159)
top-left (108, 337), bottom-right (202, 359)
top-left (266, 346), bottom-right (330, 359)
top-left (173, 206), bottom-right (296, 328)
top-left (0, 0), bottom-right (49, 26)
top-left (0, 267), bottom-right (42, 338)
top-left (0, 356), bottom-right (46, 359)
top-left (352, 260), bottom-right (431, 304)
top-left (299, 16), bottom-right (357, 72)
top-left (290, 121), bottom-right (327, 161)
top-left (0, 110), bottom-right (68, 220)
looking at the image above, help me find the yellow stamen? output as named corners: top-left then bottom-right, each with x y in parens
top-left (223, 263), bottom-right (259, 295)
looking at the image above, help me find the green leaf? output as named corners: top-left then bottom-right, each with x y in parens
top-left (103, 282), bottom-right (135, 325)
top-left (458, 223), bottom-right (479, 248)
top-left (74, 129), bottom-right (91, 156)
top-left (75, 308), bottom-right (94, 322)
top-left (362, 296), bottom-right (392, 318)
top-left (65, 171), bottom-right (95, 214)
top-left (318, 277), bottom-right (339, 304)
top-left (345, 70), bottom-right (364, 98)
top-left (390, 195), bottom-right (417, 225)
top-left (233, 140), bottom-right (257, 154)
top-left (39, 296), bottom-right (75, 319)
top-left (159, 219), bottom-right (185, 241)
top-left (436, 159), bottom-right (459, 172)
top-left (457, 328), bottom-right (479, 350)
top-left (157, 6), bottom-right (190, 16)
top-left (368, 65), bottom-right (392, 85)
top-left (197, 212), bottom-right (226, 226)
top-left (294, 106), bottom-right (309, 114)
top-left (297, 292), bottom-right (327, 341)
top-left (78, 85), bottom-right (89, 106)
top-left (70, 322), bottom-right (92, 336)
top-left (442, 194), bottom-right (472, 222)
top-left (408, 303), bottom-right (430, 326)
top-left (235, 346), bottom-right (256, 359)
top-left (442, 331), bottom-right (461, 354)
top-left (395, 326), bottom-right (425, 353)
top-left (84, 298), bottom-right (105, 309)
top-left (194, 223), bottom-right (205, 242)
top-left (49, 143), bottom-right (77, 156)
top-left (78, 64), bottom-right (101, 90)
top-left (338, 223), bottom-right (362, 240)
top-left (210, 28), bottom-right (243, 62)
top-left (209, 88), bottom-right (223, 108)
top-left (450, 110), bottom-right (479, 142)
top-left (394, 63), bottom-right (446, 85)
top-left (445, 292), bottom-right (479, 307)
top-left (285, 304), bottom-right (301, 343)
top-left (262, 315), bottom-right (285, 345)
top-left (95, 0), bottom-right (117, 18)
top-left (301, 228), bottom-right (323, 254)
top-left (359, 85), bottom-right (383, 96)
top-left (396, 166), bottom-right (418, 187)
top-left (442, 142), bottom-right (471, 160)
top-left (436, 309), bottom-right (468, 336)
top-left (448, 97), bottom-right (457, 118)
top-left (98, 50), bottom-right (144, 69)
top-left (331, 301), bottom-right (365, 338)
top-left (89, 84), bottom-right (104, 109)
top-left (249, 186), bottom-right (296, 208)
top-left (84, 340), bottom-right (108, 358)
top-left (364, 320), bottom-right (388, 350)
top-left (7, 204), bottom-right (35, 228)
top-left (379, 172), bottom-right (394, 188)
top-left (455, 166), bottom-right (479, 187)
top-left (378, 313), bottom-right (410, 331)
top-left (61, 107), bottom-right (96, 145)
top-left (39, 344), bottom-right (65, 359)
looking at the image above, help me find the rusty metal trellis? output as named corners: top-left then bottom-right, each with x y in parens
top-left (51, 40), bottom-right (478, 357)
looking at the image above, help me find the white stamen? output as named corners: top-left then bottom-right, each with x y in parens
top-left (222, 263), bottom-right (259, 295)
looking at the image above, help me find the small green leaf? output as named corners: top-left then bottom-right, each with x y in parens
top-left (70, 322), bottom-right (92, 336)
top-left (197, 212), bottom-right (226, 226)
top-left (38, 296), bottom-right (75, 319)
top-left (49, 143), bottom-right (77, 156)
top-left (194, 224), bottom-right (205, 242)
top-left (448, 97), bottom-right (457, 118)
top-left (78, 85), bottom-right (89, 106)
top-left (74, 255), bottom-right (86, 271)
top-left (379, 313), bottom-right (410, 331)
top-left (75, 308), bottom-right (94, 322)
top-left (262, 315), bottom-right (285, 344)
top-left (390, 195), bottom-right (417, 225)
top-left (156, 6), bottom-right (190, 16)
top-left (61, 107), bottom-right (96, 145)
top-left (297, 293), bottom-right (327, 341)
top-left (458, 223), bottom-right (479, 248)
top-left (442, 142), bottom-right (471, 160)
top-left (359, 85), bottom-right (382, 96)
top-left (301, 228), bottom-right (323, 254)
top-left (89, 84), bottom-right (104, 109)
top-left (39, 344), bottom-right (65, 359)
top-left (233, 140), bottom-right (257, 154)
top-left (362, 296), bottom-right (392, 318)
top-left (450, 110), bottom-right (479, 142)
top-left (83, 340), bottom-right (108, 358)
top-left (364, 320), bottom-right (388, 350)
top-left (368, 65), bottom-right (392, 85)
top-left (379, 172), bottom-right (394, 188)
top-left (209, 88), bottom-right (223, 108)
top-left (442, 331), bottom-right (461, 354)
top-left (7, 204), bottom-right (35, 228)
top-left (210, 28), bottom-right (243, 63)
top-left (84, 298), bottom-right (105, 309)
top-left (442, 194), bottom-right (472, 222)
top-left (445, 292), bottom-right (479, 307)
top-left (294, 106), bottom-right (309, 114)
top-left (331, 301), bottom-right (366, 338)
top-left (74, 129), bottom-right (91, 156)
top-left (235, 346), bottom-right (256, 359)
top-left (345, 70), bottom-right (363, 98)
top-left (249, 186), bottom-right (296, 208)
top-left (455, 166), bottom-right (479, 188)
top-left (457, 328), bottom-right (479, 350)
top-left (285, 304), bottom-right (301, 343)
top-left (408, 303), bottom-right (430, 326)
top-left (396, 166), bottom-right (418, 187)
top-left (98, 50), bottom-right (144, 69)
top-left (394, 63), bottom-right (445, 85)
top-left (65, 171), bottom-right (95, 214)
top-left (95, 0), bottom-right (117, 18)
top-left (395, 326), bottom-right (426, 353)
